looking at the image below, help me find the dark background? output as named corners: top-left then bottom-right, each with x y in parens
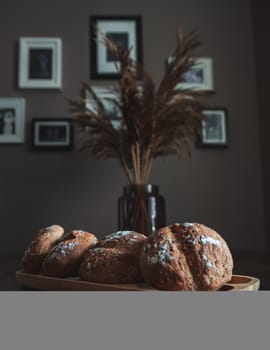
top-left (29, 48), bottom-right (52, 79)
top-left (39, 125), bottom-right (67, 142)
top-left (0, 0), bottom-right (268, 256)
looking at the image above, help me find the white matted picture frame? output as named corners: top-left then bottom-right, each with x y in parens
top-left (198, 108), bottom-right (228, 147)
top-left (0, 98), bottom-right (25, 144)
top-left (174, 57), bottom-right (213, 91)
top-left (31, 118), bottom-right (73, 150)
top-left (90, 15), bottom-right (143, 79)
top-left (18, 37), bottom-right (62, 89)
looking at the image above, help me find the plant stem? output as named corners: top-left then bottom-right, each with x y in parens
top-left (120, 152), bottom-right (134, 184)
top-left (131, 144), bottom-right (139, 184)
top-left (136, 143), bottom-right (141, 184)
top-left (144, 157), bottom-right (153, 184)
top-left (141, 147), bottom-right (153, 184)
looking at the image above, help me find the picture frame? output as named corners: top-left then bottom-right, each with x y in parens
top-left (0, 97), bottom-right (25, 144)
top-left (173, 57), bottom-right (213, 91)
top-left (198, 108), bottom-right (228, 147)
top-left (31, 118), bottom-right (73, 150)
top-left (85, 86), bottom-right (122, 129)
top-left (18, 37), bottom-right (62, 89)
top-left (90, 15), bottom-right (143, 79)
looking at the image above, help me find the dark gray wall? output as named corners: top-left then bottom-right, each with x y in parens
top-left (252, 0), bottom-right (270, 252)
top-left (0, 0), bottom-right (266, 255)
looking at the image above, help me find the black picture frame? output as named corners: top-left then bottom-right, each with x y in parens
top-left (90, 15), bottom-right (143, 79)
top-left (197, 108), bottom-right (228, 148)
top-left (31, 118), bottom-right (73, 151)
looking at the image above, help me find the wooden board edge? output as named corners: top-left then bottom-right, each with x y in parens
top-left (15, 271), bottom-right (260, 292)
top-left (225, 275), bottom-right (260, 291)
top-left (15, 271), bottom-right (151, 291)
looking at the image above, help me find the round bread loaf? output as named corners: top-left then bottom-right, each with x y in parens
top-left (22, 225), bottom-right (65, 273)
top-left (139, 223), bottom-right (233, 291)
top-left (42, 230), bottom-right (98, 277)
top-left (79, 230), bottom-right (147, 284)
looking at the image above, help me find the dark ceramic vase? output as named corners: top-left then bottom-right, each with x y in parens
top-left (117, 184), bottom-right (166, 236)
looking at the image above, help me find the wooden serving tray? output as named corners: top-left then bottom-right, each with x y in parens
top-left (16, 271), bottom-right (260, 291)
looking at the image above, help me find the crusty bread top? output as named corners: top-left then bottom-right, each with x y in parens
top-left (45, 230), bottom-right (98, 260)
top-left (140, 223), bottom-right (233, 290)
top-left (96, 230), bottom-right (147, 250)
top-left (26, 224), bottom-right (64, 255)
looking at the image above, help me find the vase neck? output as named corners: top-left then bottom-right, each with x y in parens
top-left (123, 184), bottom-right (159, 195)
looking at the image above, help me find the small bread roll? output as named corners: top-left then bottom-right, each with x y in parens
top-left (42, 230), bottom-right (98, 277)
top-left (22, 225), bottom-right (64, 273)
top-left (79, 230), bottom-right (147, 284)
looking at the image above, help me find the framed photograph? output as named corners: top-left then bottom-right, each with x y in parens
top-left (90, 15), bottom-right (143, 79)
top-left (199, 108), bottom-right (228, 147)
top-left (85, 86), bottom-right (122, 129)
top-left (174, 57), bottom-right (213, 91)
top-left (31, 118), bottom-right (73, 150)
top-left (0, 98), bottom-right (25, 143)
top-left (18, 37), bottom-right (62, 89)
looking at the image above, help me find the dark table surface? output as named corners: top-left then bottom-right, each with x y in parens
top-left (1, 251), bottom-right (269, 291)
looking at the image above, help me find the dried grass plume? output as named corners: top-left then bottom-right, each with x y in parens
top-left (69, 27), bottom-right (214, 184)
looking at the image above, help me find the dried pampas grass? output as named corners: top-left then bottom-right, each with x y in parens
top-left (69, 27), bottom-right (214, 184)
